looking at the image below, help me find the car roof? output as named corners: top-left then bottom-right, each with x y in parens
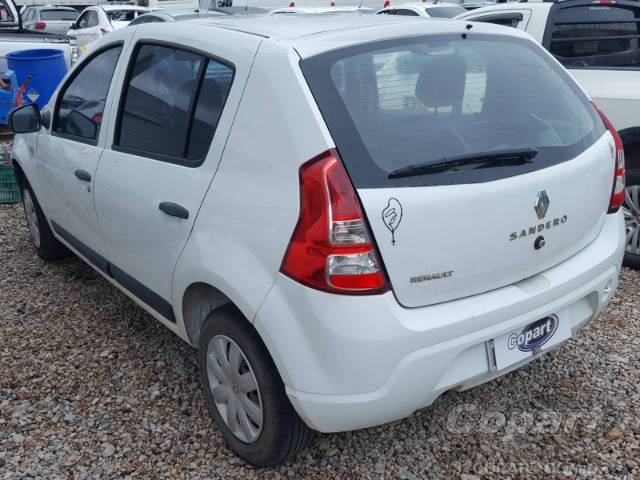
top-left (175, 12), bottom-right (531, 56)
top-left (391, 3), bottom-right (464, 7)
top-left (29, 4), bottom-right (77, 10)
top-left (271, 6), bottom-right (374, 13)
top-left (99, 4), bottom-right (149, 11)
top-left (147, 9), bottom-right (202, 17)
top-left (210, 6), bottom-right (269, 15)
top-left (186, 11), bottom-right (422, 38)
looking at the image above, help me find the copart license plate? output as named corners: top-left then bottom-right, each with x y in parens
top-left (492, 311), bottom-right (572, 371)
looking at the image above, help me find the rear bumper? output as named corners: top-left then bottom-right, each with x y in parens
top-left (254, 212), bottom-right (625, 433)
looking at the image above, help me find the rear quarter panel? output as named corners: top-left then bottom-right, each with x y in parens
top-left (171, 41), bottom-right (334, 332)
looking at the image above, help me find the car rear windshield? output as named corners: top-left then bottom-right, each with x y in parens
top-left (40, 9), bottom-right (79, 21)
top-left (548, 3), bottom-right (640, 69)
top-left (425, 6), bottom-right (466, 18)
top-left (301, 35), bottom-right (604, 188)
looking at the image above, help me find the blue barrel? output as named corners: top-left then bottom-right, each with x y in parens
top-left (6, 49), bottom-right (67, 109)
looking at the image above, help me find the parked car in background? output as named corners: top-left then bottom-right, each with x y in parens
top-left (9, 13), bottom-right (625, 466)
top-left (456, 0), bottom-right (640, 268)
top-left (377, 3), bottom-right (466, 17)
top-left (68, 5), bottom-right (149, 51)
top-left (129, 6), bottom-right (268, 25)
top-left (0, 0), bottom-right (73, 67)
top-left (270, 5), bottom-right (374, 14)
top-left (128, 9), bottom-right (205, 25)
top-left (21, 5), bottom-right (78, 35)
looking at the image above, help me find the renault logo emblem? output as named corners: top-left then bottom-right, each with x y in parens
top-left (535, 191), bottom-right (550, 219)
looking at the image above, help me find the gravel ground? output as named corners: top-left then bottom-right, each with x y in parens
top-left (1, 202), bottom-right (639, 480)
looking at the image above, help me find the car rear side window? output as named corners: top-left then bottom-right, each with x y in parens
top-left (54, 45), bottom-right (122, 143)
top-left (301, 35), bottom-right (604, 188)
top-left (115, 44), bottom-right (234, 166)
top-left (548, 3), bottom-right (640, 68)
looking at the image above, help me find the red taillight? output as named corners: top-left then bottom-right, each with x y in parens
top-left (383, 0), bottom-right (391, 7)
top-left (280, 150), bottom-right (389, 295)
top-left (34, 21), bottom-right (46, 30)
top-left (593, 102), bottom-right (625, 214)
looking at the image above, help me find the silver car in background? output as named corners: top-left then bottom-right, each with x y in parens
top-left (22, 5), bottom-right (78, 35)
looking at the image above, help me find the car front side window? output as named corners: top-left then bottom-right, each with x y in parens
top-left (87, 10), bottom-right (99, 27)
top-left (53, 45), bottom-right (122, 143)
top-left (76, 12), bottom-right (89, 28)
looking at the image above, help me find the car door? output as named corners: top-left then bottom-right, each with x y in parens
top-left (94, 28), bottom-right (261, 321)
top-left (22, 8), bottom-right (34, 29)
top-left (35, 43), bottom-right (124, 271)
top-left (73, 10), bottom-right (100, 50)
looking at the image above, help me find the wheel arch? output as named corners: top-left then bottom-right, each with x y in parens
top-left (10, 156), bottom-right (27, 189)
top-left (181, 282), bottom-right (240, 346)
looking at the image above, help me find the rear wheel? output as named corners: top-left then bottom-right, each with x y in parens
top-left (623, 170), bottom-right (640, 269)
top-left (198, 307), bottom-right (314, 466)
top-left (20, 182), bottom-right (69, 261)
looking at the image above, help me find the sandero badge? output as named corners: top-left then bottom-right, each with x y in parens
top-left (508, 315), bottom-right (559, 353)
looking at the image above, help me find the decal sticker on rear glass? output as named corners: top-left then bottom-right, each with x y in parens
top-left (382, 198), bottom-right (402, 246)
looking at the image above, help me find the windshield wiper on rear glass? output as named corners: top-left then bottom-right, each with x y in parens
top-left (387, 148), bottom-right (539, 179)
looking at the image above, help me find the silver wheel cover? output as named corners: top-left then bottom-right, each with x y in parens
top-left (206, 335), bottom-right (263, 443)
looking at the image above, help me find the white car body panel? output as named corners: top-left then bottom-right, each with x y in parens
top-left (569, 69), bottom-right (640, 133)
top-left (260, 211), bottom-right (622, 431)
top-left (94, 24), bottom-right (262, 315)
top-left (172, 39), bottom-right (334, 329)
top-left (360, 133), bottom-right (614, 308)
top-left (11, 16), bottom-right (626, 434)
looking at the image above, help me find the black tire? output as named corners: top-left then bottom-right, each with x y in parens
top-left (198, 307), bottom-right (314, 467)
top-left (623, 170), bottom-right (640, 269)
top-left (20, 181), bottom-right (69, 261)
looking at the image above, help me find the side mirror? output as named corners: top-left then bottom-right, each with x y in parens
top-left (69, 22), bottom-right (77, 29)
top-left (8, 104), bottom-right (41, 133)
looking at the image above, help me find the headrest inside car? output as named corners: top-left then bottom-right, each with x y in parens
top-left (415, 54), bottom-right (467, 110)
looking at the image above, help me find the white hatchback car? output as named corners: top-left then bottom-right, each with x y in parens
top-left (68, 4), bottom-right (149, 52)
top-left (9, 14), bottom-right (625, 466)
